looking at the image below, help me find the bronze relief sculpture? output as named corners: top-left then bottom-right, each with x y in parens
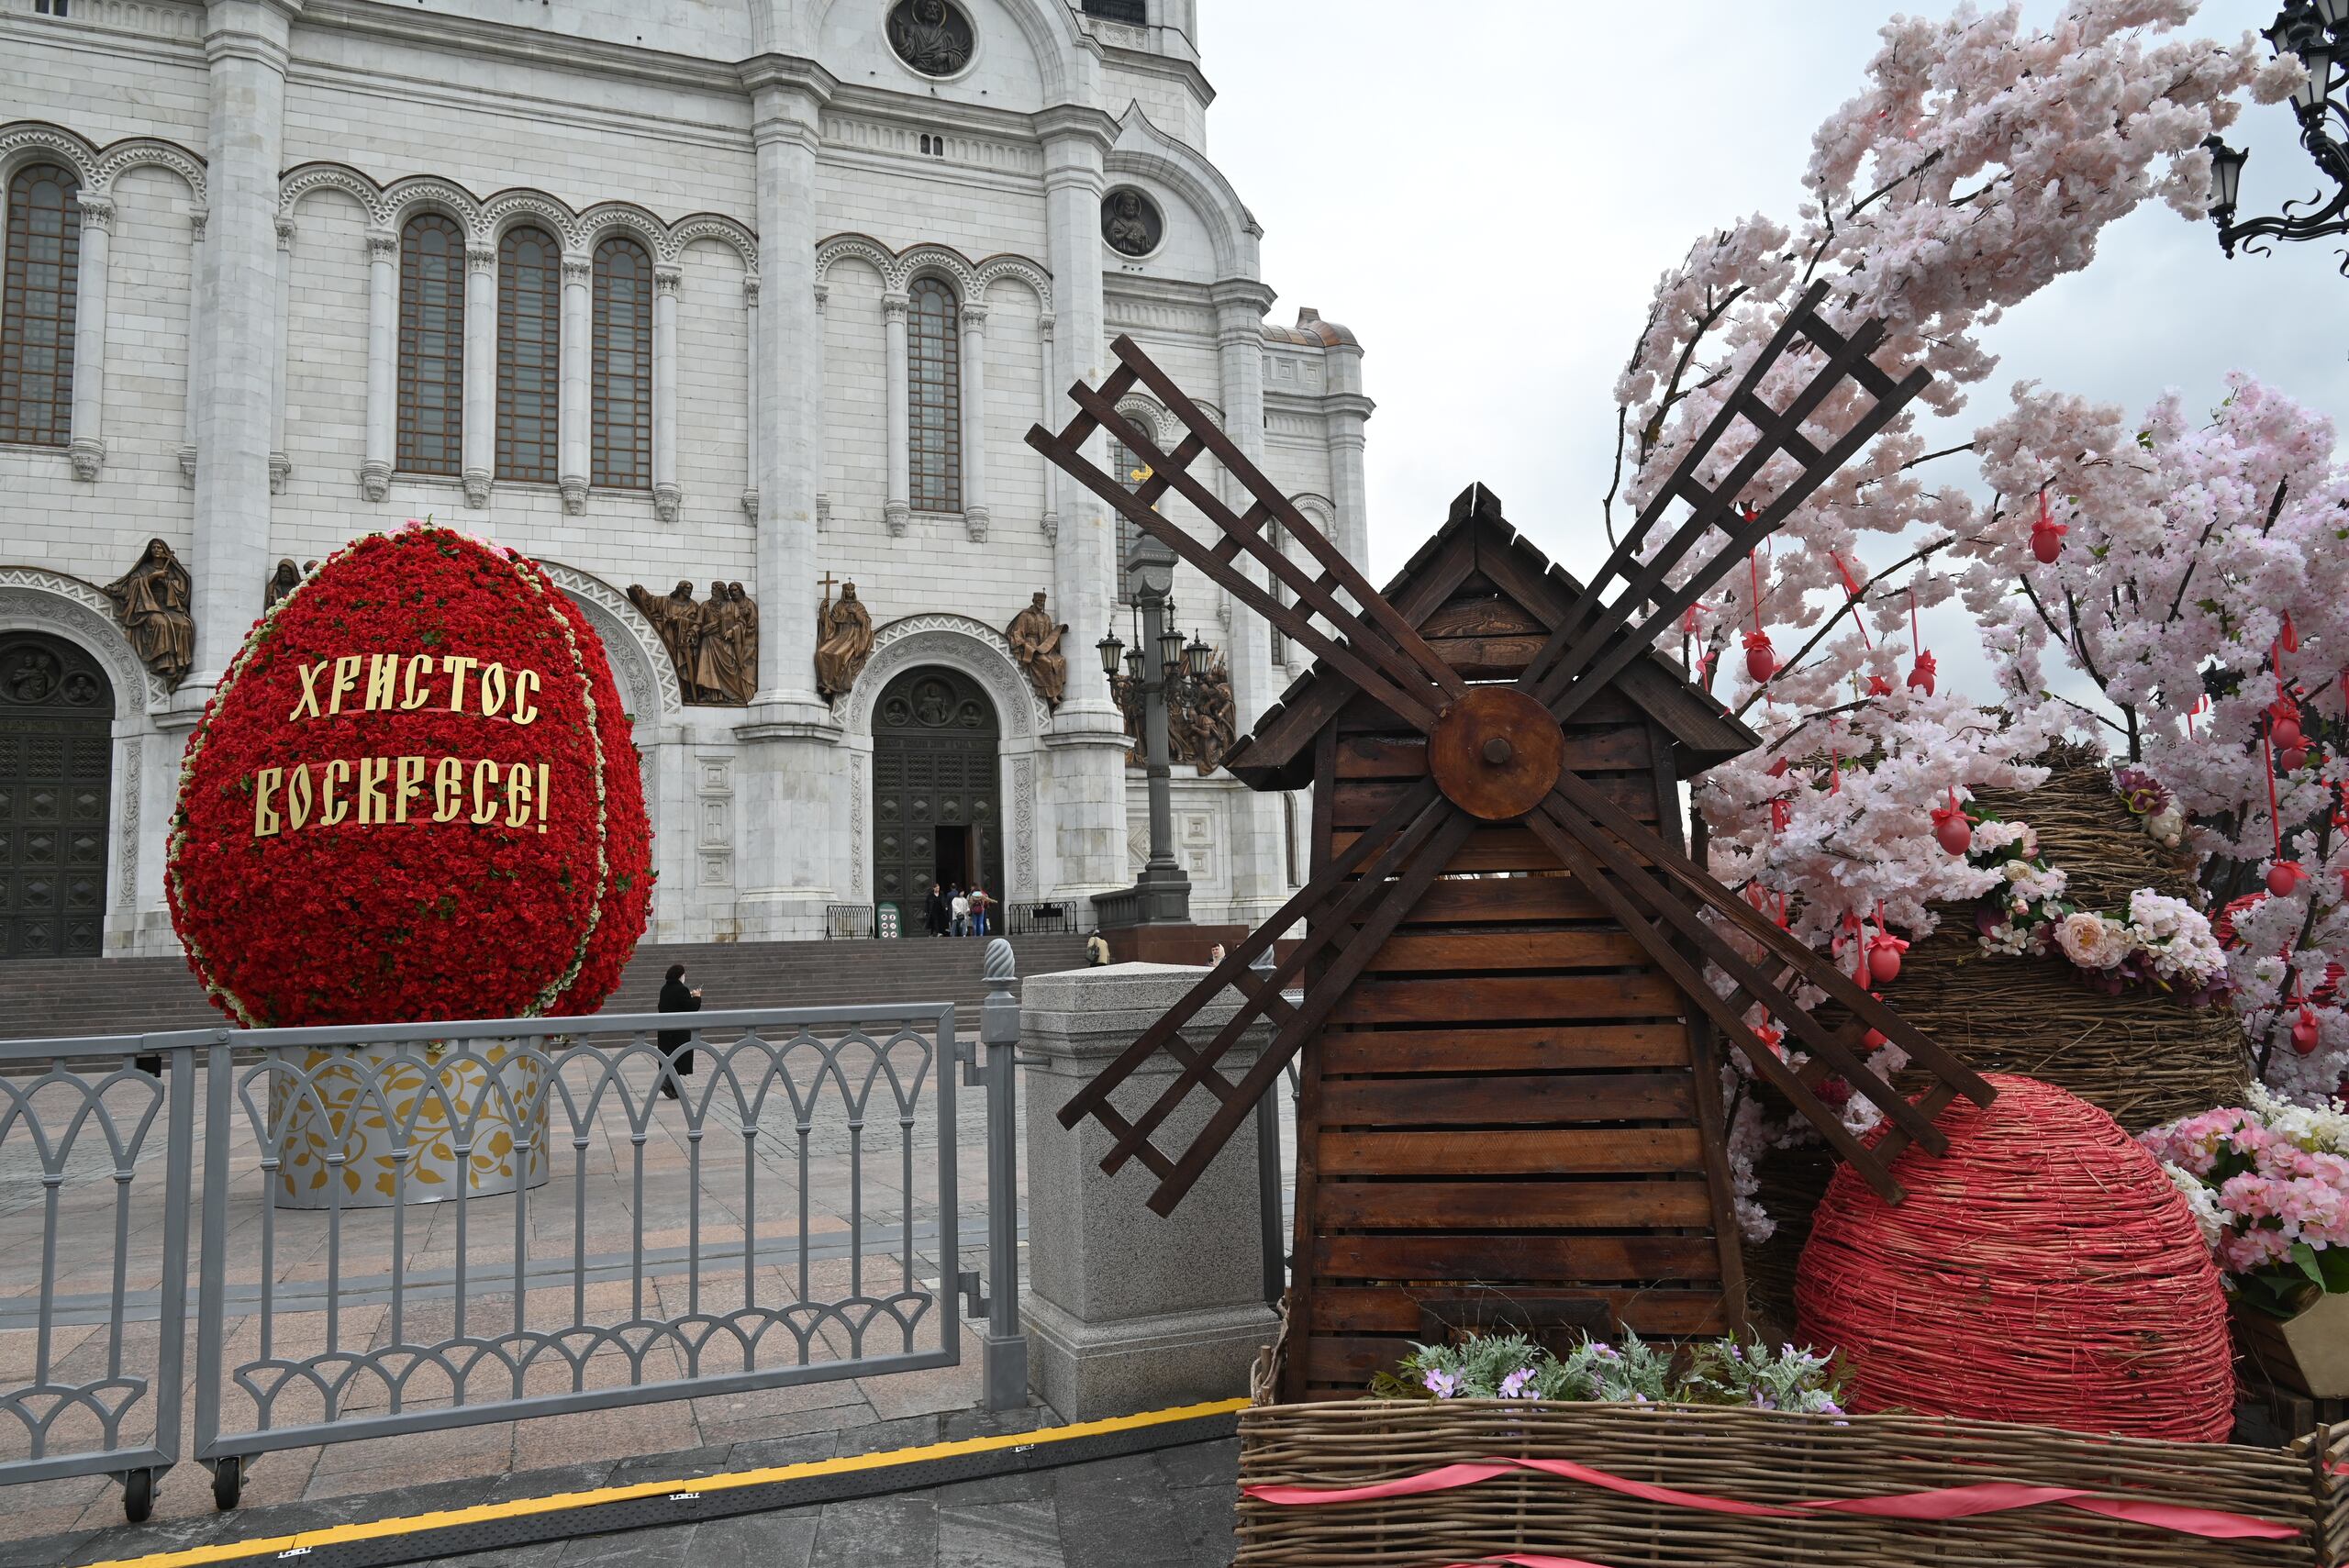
top-left (104, 538), bottom-right (195, 689)
top-left (628, 578), bottom-right (759, 706)
top-left (885, 0), bottom-right (973, 77)
top-left (815, 579), bottom-right (874, 701)
top-left (1005, 591), bottom-right (1068, 708)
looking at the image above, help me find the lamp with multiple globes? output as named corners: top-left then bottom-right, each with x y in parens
top-left (2205, 0), bottom-right (2349, 265)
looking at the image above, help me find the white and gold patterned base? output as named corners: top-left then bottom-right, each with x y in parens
top-left (269, 1040), bottom-right (551, 1208)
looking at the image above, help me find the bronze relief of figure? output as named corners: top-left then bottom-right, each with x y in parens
top-left (629, 580), bottom-right (706, 702)
top-left (1189, 654), bottom-right (1236, 774)
top-left (815, 580), bottom-right (875, 701)
top-left (885, 0), bottom-right (973, 76)
top-left (264, 558), bottom-right (305, 608)
top-left (103, 538), bottom-right (195, 689)
top-left (1005, 591), bottom-right (1068, 708)
top-left (1102, 189), bottom-right (1159, 258)
top-left (694, 578), bottom-right (742, 706)
top-left (724, 582), bottom-right (758, 704)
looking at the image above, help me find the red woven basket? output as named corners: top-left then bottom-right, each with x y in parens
top-left (1797, 1073), bottom-right (2234, 1442)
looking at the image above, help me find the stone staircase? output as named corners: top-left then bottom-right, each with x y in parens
top-left (0, 933), bottom-right (1091, 1048)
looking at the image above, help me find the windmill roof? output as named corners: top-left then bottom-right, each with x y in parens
top-left (1223, 482), bottom-right (1759, 792)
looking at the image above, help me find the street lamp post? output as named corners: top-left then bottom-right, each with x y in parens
top-left (2204, 0), bottom-right (2349, 263)
top-left (1093, 529), bottom-right (1194, 927)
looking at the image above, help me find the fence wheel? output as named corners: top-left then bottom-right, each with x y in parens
top-left (121, 1468), bottom-right (154, 1523)
top-left (211, 1456), bottom-right (242, 1511)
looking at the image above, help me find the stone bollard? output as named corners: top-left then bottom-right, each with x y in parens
top-left (1019, 961), bottom-right (1281, 1419)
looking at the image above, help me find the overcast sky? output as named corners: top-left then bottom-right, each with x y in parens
top-left (1199, 0), bottom-right (2349, 706)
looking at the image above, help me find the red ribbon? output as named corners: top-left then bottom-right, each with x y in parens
top-left (1828, 550), bottom-right (1871, 649)
top-left (1242, 1452), bottom-right (2300, 1542)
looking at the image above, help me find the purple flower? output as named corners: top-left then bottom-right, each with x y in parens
top-left (1422, 1368), bottom-right (1458, 1399)
top-left (1499, 1368), bottom-right (1536, 1399)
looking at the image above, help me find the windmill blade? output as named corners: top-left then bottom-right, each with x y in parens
top-left (1514, 803), bottom-right (1912, 1204)
top-left (1054, 776), bottom-right (1442, 1138)
top-left (1140, 806), bottom-right (1481, 1217)
top-left (1517, 295), bottom-right (1933, 721)
top-left (1105, 337), bottom-right (1467, 703)
top-left (1025, 412), bottom-right (1446, 735)
top-left (1088, 784), bottom-right (1457, 1177)
top-left (1547, 765), bottom-right (1994, 1106)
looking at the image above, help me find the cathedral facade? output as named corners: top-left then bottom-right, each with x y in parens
top-left (0, 0), bottom-right (1370, 954)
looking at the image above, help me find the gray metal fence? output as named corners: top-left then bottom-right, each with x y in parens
top-left (0, 945), bottom-right (1028, 1521)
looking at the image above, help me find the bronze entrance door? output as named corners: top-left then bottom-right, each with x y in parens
top-left (871, 666), bottom-right (1004, 932)
top-left (0, 632), bottom-right (114, 958)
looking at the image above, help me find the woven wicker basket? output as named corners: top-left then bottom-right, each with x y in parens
top-left (1885, 748), bottom-right (2248, 1130)
top-left (1234, 1399), bottom-right (2349, 1567)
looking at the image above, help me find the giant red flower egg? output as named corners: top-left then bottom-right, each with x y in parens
top-left (1796, 1073), bottom-right (2233, 1442)
top-left (167, 526), bottom-right (651, 1027)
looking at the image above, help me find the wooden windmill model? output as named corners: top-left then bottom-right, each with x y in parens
top-left (1025, 283), bottom-right (1998, 1401)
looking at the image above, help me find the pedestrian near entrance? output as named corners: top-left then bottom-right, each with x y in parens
top-left (951, 885), bottom-right (971, 937)
top-left (924, 881), bottom-right (948, 937)
top-left (970, 884), bottom-right (991, 937)
top-left (1086, 931), bottom-right (1111, 966)
top-left (656, 962), bottom-right (702, 1099)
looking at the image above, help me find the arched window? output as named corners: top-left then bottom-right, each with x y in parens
top-left (907, 276), bottom-right (961, 513)
top-left (395, 213), bottom-right (464, 476)
top-left (1109, 410), bottom-right (1155, 603)
top-left (495, 225), bottom-right (560, 484)
top-left (591, 235), bottom-right (651, 490)
top-left (0, 161), bottom-right (82, 449)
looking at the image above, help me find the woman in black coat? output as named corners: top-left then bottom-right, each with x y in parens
top-left (924, 882), bottom-right (950, 938)
top-left (656, 962), bottom-right (702, 1099)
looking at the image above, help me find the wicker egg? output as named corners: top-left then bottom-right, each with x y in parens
top-left (167, 526), bottom-right (649, 1027)
top-left (1796, 1073), bottom-right (2233, 1442)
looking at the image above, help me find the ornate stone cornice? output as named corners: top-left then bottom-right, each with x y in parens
top-left (75, 195), bottom-right (116, 234)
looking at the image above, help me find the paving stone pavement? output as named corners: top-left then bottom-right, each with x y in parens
top-left (7, 1407), bottom-right (1241, 1568)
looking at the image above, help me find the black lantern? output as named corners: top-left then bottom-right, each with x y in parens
top-left (1097, 627), bottom-right (1124, 678)
top-left (1184, 631), bottom-right (1212, 681)
top-left (1125, 646), bottom-right (1144, 682)
top-left (2207, 1), bottom-right (2349, 264)
top-left (1158, 616), bottom-right (1185, 673)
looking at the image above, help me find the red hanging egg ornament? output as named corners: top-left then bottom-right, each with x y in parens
top-left (2272, 708), bottom-right (2304, 754)
top-left (2284, 744), bottom-right (2311, 773)
top-left (2294, 1004), bottom-right (2324, 1056)
top-left (2029, 490), bottom-right (2066, 565)
top-left (1742, 628), bottom-right (1777, 683)
top-left (1865, 673), bottom-right (1893, 697)
top-left (1930, 790), bottom-right (1972, 857)
top-left (2269, 860), bottom-right (2311, 898)
top-left (1863, 1026), bottom-right (1889, 1051)
top-left (1905, 650), bottom-right (1936, 696)
top-left (1867, 930), bottom-right (1908, 984)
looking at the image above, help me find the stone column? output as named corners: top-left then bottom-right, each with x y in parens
top-left (558, 251), bottom-right (590, 514)
top-left (65, 192), bottom-right (112, 482)
top-left (734, 58), bottom-right (841, 942)
top-left (1212, 280), bottom-right (1286, 923)
top-left (1324, 336), bottom-right (1374, 573)
top-left (1021, 963), bottom-right (1279, 1418)
top-left (268, 214), bottom-right (293, 494)
top-left (179, 207), bottom-right (205, 488)
top-left (740, 272), bottom-right (760, 519)
top-left (1037, 108), bottom-right (1130, 906)
top-left (960, 299), bottom-right (989, 541)
top-left (652, 261), bottom-right (682, 524)
top-left (881, 289), bottom-right (910, 537)
top-left (461, 239), bottom-right (495, 508)
top-left (360, 227), bottom-right (395, 501)
top-left (184, 0), bottom-right (297, 698)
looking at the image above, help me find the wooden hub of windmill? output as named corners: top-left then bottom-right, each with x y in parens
top-left (1427, 685), bottom-right (1564, 821)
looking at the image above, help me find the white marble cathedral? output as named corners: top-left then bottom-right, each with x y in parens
top-left (0, 0), bottom-right (1371, 955)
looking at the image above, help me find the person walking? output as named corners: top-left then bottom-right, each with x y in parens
top-left (1086, 930), bottom-right (1111, 966)
top-left (969, 884), bottom-right (991, 938)
top-left (656, 962), bottom-right (702, 1100)
top-left (950, 884), bottom-right (971, 937)
top-left (924, 881), bottom-right (948, 938)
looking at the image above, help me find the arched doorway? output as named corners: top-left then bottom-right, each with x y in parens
top-left (0, 632), bottom-right (114, 958)
top-left (872, 665), bottom-right (1004, 931)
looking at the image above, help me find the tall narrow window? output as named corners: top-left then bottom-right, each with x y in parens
top-left (496, 225), bottom-right (560, 483)
top-left (907, 276), bottom-right (961, 513)
top-left (0, 162), bottom-right (82, 449)
top-left (1109, 412), bottom-right (1154, 603)
top-left (591, 235), bottom-right (651, 490)
top-left (395, 213), bottom-right (464, 475)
